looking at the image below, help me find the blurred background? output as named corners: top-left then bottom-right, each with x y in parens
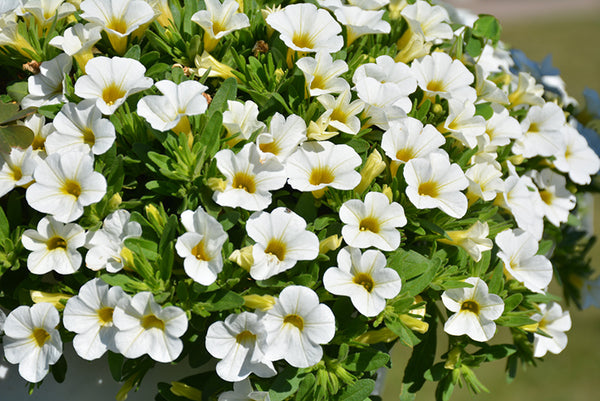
top-left (383, 1), bottom-right (600, 400)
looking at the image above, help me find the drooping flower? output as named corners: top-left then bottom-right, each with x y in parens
top-left (438, 221), bottom-right (493, 262)
top-left (339, 191), bottom-right (406, 251)
top-left (263, 286), bottom-right (335, 368)
top-left (62, 278), bottom-right (126, 360)
top-left (0, 147), bottom-right (38, 198)
top-left (531, 302), bottom-right (571, 358)
top-left (48, 22), bottom-right (102, 72)
top-left (206, 312), bottom-right (276, 382)
top-left (21, 216), bottom-right (86, 275)
top-left (3, 303), bottom-right (63, 383)
top-left (175, 206), bottom-right (228, 285)
top-left (113, 292), bottom-right (188, 363)
top-left (246, 207), bottom-right (319, 280)
top-left (323, 247), bottom-right (402, 317)
top-left (21, 53), bottom-right (72, 109)
top-left (441, 277), bottom-right (504, 342)
top-left (191, 0), bottom-right (250, 52)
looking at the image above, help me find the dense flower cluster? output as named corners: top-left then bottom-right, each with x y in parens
top-left (0, 0), bottom-right (599, 400)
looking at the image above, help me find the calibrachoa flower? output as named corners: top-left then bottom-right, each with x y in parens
top-left (246, 207), bottom-right (319, 280)
top-left (206, 312), bottom-right (276, 382)
top-left (2, 303), bottom-right (63, 383)
top-left (191, 0), bottom-right (250, 52)
top-left (0, 147), bottom-right (38, 198)
top-left (21, 216), bottom-right (86, 275)
top-left (63, 278), bottom-right (125, 360)
top-left (323, 247), bottom-right (402, 317)
top-left (218, 378), bottom-right (271, 401)
top-left (263, 286), bottom-right (335, 368)
top-left (26, 151), bottom-right (107, 223)
top-left (441, 277), bottom-right (504, 342)
top-left (531, 302), bottom-right (571, 358)
top-left (113, 292), bottom-right (188, 363)
top-left (21, 53), bottom-right (72, 108)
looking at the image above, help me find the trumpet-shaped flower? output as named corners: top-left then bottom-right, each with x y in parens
top-left (48, 23), bottom-right (103, 72)
top-left (21, 216), bottom-right (86, 275)
top-left (507, 72), bottom-right (544, 108)
top-left (263, 285), bottom-right (335, 368)
top-left (256, 112), bottom-right (306, 162)
top-left (21, 53), bottom-right (72, 109)
top-left (175, 206), bottom-right (228, 285)
top-left (62, 278), bottom-right (126, 360)
top-left (404, 152), bottom-right (469, 218)
top-left (323, 247), bottom-right (401, 317)
top-left (246, 207), bottom-right (319, 280)
top-left (74, 56), bottom-right (153, 115)
top-left (481, 104), bottom-right (522, 150)
top-left (213, 143), bottom-right (286, 211)
top-left (339, 191), bottom-right (406, 251)
top-left (266, 3), bottom-right (343, 54)
top-left (496, 228), bottom-right (553, 293)
top-left (19, 113), bottom-right (53, 156)
top-left (465, 161), bottom-right (504, 202)
top-left (330, 4), bottom-right (391, 45)
top-left (438, 221), bottom-right (493, 262)
top-left (553, 124), bottom-right (600, 185)
top-left (223, 100), bottom-right (266, 143)
top-left (400, 1), bottom-right (453, 43)
top-left (286, 141), bottom-right (362, 193)
top-left (26, 151), bottom-right (107, 223)
top-left (46, 100), bottom-right (116, 155)
top-left (441, 99), bottom-right (486, 149)
top-left (206, 312), bottom-right (276, 382)
top-left (316, 88), bottom-right (364, 135)
top-left (441, 277), bottom-right (504, 342)
top-left (531, 302), bottom-right (571, 358)
top-left (411, 52), bottom-right (476, 102)
top-left (137, 80), bottom-right (209, 132)
top-left (22, 0), bottom-right (76, 29)
top-left (0, 147), bottom-right (38, 198)
top-left (353, 76), bottom-right (408, 129)
top-left (85, 209), bottom-right (142, 272)
top-left (3, 303), bottom-right (63, 383)
top-left (512, 102), bottom-right (564, 158)
top-left (296, 52), bottom-right (349, 97)
top-left (191, 0), bottom-right (250, 52)
top-left (532, 169), bottom-right (575, 227)
top-left (113, 291), bottom-right (188, 363)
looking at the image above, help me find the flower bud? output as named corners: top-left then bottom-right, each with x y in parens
top-left (319, 235), bottom-right (343, 254)
top-left (243, 294), bottom-right (276, 311)
top-left (30, 290), bottom-right (72, 310)
top-left (354, 149), bottom-right (386, 194)
top-left (170, 382), bottom-right (202, 401)
top-left (194, 51), bottom-right (238, 80)
top-left (229, 245), bottom-right (254, 271)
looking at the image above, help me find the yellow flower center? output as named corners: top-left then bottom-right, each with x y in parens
top-left (102, 83), bottom-right (126, 107)
top-left (264, 238), bottom-right (286, 261)
top-left (359, 217), bottom-right (380, 233)
top-left (141, 314), bottom-right (165, 331)
top-left (528, 123), bottom-right (539, 133)
top-left (539, 189), bottom-right (554, 205)
top-left (10, 166), bottom-right (23, 182)
top-left (426, 80), bottom-right (445, 92)
top-left (83, 128), bottom-right (96, 146)
top-left (283, 314), bottom-right (304, 330)
top-left (31, 327), bottom-right (50, 347)
top-left (106, 18), bottom-right (128, 34)
top-left (353, 272), bottom-right (375, 292)
top-left (212, 20), bottom-right (227, 36)
top-left (292, 32), bottom-right (314, 49)
top-left (98, 307), bottom-right (114, 325)
top-left (259, 141), bottom-right (280, 155)
top-left (232, 172), bottom-right (256, 193)
top-left (395, 148), bottom-right (414, 163)
top-left (32, 135), bottom-right (46, 151)
top-left (418, 181), bottom-right (439, 198)
top-left (235, 330), bottom-right (257, 345)
top-left (192, 240), bottom-right (211, 261)
top-left (47, 236), bottom-right (67, 250)
top-left (309, 167), bottom-right (334, 186)
top-left (62, 179), bottom-right (82, 198)
top-left (460, 300), bottom-right (480, 314)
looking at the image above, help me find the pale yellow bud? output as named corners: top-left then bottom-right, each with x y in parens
top-left (399, 314), bottom-right (429, 334)
top-left (388, 0), bottom-right (409, 19)
top-left (207, 177), bottom-right (227, 192)
top-left (507, 154), bottom-right (525, 165)
top-left (382, 185), bottom-right (393, 203)
top-left (444, 346), bottom-right (462, 370)
top-left (354, 327), bottom-right (398, 344)
top-left (170, 382), bottom-right (203, 401)
top-left (520, 322), bottom-right (539, 333)
top-left (243, 294), bottom-right (276, 311)
top-left (319, 235), bottom-right (343, 254)
top-left (120, 247), bottom-right (135, 270)
top-left (145, 203), bottom-right (165, 229)
top-left (395, 20), bottom-right (432, 64)
top-left (30, 291), bottom-right (72, 310)
top-left (194, 51), bottom-right (238, 80)
top-left (108, 193), bottom-right (122, 210)
top-left (229, 246), bottom-right (254, 271)
top-left (354, 149), bottom-right (386, 194)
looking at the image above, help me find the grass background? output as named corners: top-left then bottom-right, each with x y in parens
top-left (382, 5), bottom-right (600, 401)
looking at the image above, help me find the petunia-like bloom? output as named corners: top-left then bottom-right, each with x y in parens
top-left (0, 147), bottom-right (38, 198)
top-left (218, 378), bottom-right (271, 401)
top-left (286, 141), bottom-right (362, 194)
top-left (353, 76), bottom-right (408, 129)
top-left (46, 99), bottom-right (116, 155)
top-left (553, 123), bottom-right (600, 185)
top-left (438, 221), bottom-right (493, 262)
top-left (26, 151), bottom-right (107, 223)
top-left (296, 52), bottom-right (349, 97)
top-left (441, 99), bottom-right (486, 149)
top-left (137, 80), bottom-right (209, 132)
top-left (531, 302), bottom-right (571, 358)
top-left (339, 191), bottom-right (406, 251)
top-left (21, 53), bottom-right (72, 109)
top-left (80, 0), bottom-right (156, 55)
top-left (18, 113), bottom-right (53, 156)
top-left (48, 23), bottom-right (103, 72)
top-left (481, 103), bottom-right (522, 150)
top-left (206, 312), bottom-right (276, 382)
top-left (85, 209), bottom-right (142, 272)
top-left (191, 0), bottom-right (250, 52)
top-left (3, 303), bottom-right (63, 383)
top-left (256, 112), bottom-right (306, 162)
top-left (496, 228), bottom-right (553, 293)
top-left (316, 88), bottom-right (364, 135)
top-left (175, 206), bottom-right (228, 285)
top-left (411, 52), bottom-right (476, 103)
top-left (263, 285), bottom-right (335, 368)
top-left (532, 168), bottom-right (575, 227)
top-left (213, 143), bottom-right (286, 211)
top-left (465, 161), bottom-right (504, 203)
top-left (329, 3), bottom-right (391, 45)
top-left (404, 152), bottom-right (469, 218)
top-left (266, 3), bottom-right (343, 54)
top-left (512, 102), bottom-right (564, 158)
top-left (246, 207), bottom-right (319, 280)
top-left (441, 277), bottom-right (504, 342)
top-left (74, 56), bottom-right (153, 115)
top-left (113, 291), bottom-right (188, 363)
top-left (323, 247), bottom-right (401, 317)
top-left (222, 100), bottom-right (266, 144)
top-left (21, 0), bottom-right (76, 29)
top-left (400, 1), bottom-right (453, 43)
top-left (62, 278), bottom-right (126, 360)
top-left (21, 216), bottom-right (86, 275)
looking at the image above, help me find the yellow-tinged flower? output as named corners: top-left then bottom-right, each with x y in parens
top-left (438, 221), bottom-right (493, 262)
top-left (354, 327), bottom-right (398, 344)
top-left (30, 290), bottom-right (72, 309)
top-left (229, 245), bottom-right (254, 271)
top-left (319, 235), bottom-right (343, 254)
top-left (243, 294), bottom-right (276, 311)
top-left (354, 149), bottom-right (386, 194)
top-left (191, 0), bottom-right (250, 52)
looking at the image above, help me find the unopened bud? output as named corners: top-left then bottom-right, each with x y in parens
top-left (243, 294), bottom-right (276, 311)
top-left (354, 149), bottom-right (386, 194)
top-left (170, 382), bottom-right (202, 401)
top-left (207, 177), bottom-right (227, 192)
top-left (229, 246), bottom-right (254, 271)
top-left (319, 235), bottom-right (343, 254)
top-left (30, 290), bottom-right (72, 310)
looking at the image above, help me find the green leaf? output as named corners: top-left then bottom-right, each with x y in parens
top-left (202, 290), bottom-right (244, 312)
top-left (6, 82), bottom-right (29, 103)
top-left (124, 237), bottom-right (159, 261)
top-left (474, 344), bottom-right (517, 362)
top-left (0, 101), bottom-right (19, 122)
top-left (108, 351), bottom-right (124, 381)
top-left (400, 316), bottom-right (437, 398)
top-left (100, 273), bottom-right (150, 292)
top-left (496, 312), bottom-right (536, 327)
top-left (503, 293), bottom-right (523, 312)
top-left (336, 379), bottom-right (375, 401)
top-left (269, 367), bottom-right (304, 401)
top-left (474, 103), bottom-right (494, 120)
top-left (0, 207), bottom-right (9, 239)
top-left (199, 111), bottom-right (223, 158)
top-left (388, 249), bottom-right (442, 297)
top-left (295, 373), bottom-right (316, 401)
top-left (208, 77), bottom-right (237, 116)
top-left (0, 125), bottom-right (34, 153)
top-left (385, 314), bottom-right (421, 347)
top-left (123, 44), bottom-right (141, 60)
top-left (342, 348), bottom-right (390, 372)
top-left (158, 215), bottom-right (178, 281)
top-left (465, 36), bottom-right (483, 58)
top-left (472, 15), bottom-right (502, 42)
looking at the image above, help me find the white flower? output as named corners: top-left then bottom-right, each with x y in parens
top-left (48, 22), bottom-right (103, 57)
top-left (266, 3), bottom-right (343, 53)
top-left (353, 76), bottom-right (408, 129)
top-left (22, 0), bottom-right (76, 29)
top-left (331, 4), bottom-right (390, 45)
top-left (507, 72), bottom-right (544, 108)
top-left (74, 56), bottom-right (153, 115)
top-left (26, 151), bottom-right (107, 223)
top-left (404, 152), bottom-right (469, 218)
top-left (246, 207), bottom-right (319, 280)
top-left (213, 143), bottom-right (286, 211)
top-left (411, 52), bottom-right (476, 102)
top-left (218, 378), bottom-right (270, 401)
top-left (339, 191), bottom-right (406, 251)
top-left (323, 247), bottom-right (401, 317)
top-left (113, 292), bottom-right (188, 363)
top-left (0, 147), bottom-right (38, 198)
top-left (86, 209), bottom-right (142, 272)
top-left (191, 0), bottom-right (250, 52)
top-left (223, 100), bottom-right (266, 143)
top-left (316, 89), bottom-right (364, 135)
top-left (512, 102), bottom-right (565, 158)
top-left (400, 1), bottom-right (453, 42)
top-left (21, 53), bottom-right (72, 109)
top-left (256, 112), bottom-right (306, 162)
top-left (532, 302), bottom-right (571, 358)
top-left (442, 277), bottom-right (504, 342)
top-left (465, 161), bottom-right (504, 202)
top-left (175, 206), bottom-right (228, 285)
top-left (553, 124), bottom-right (600, 185)
top-left (481, 104), bottom-right (521, 150)
top-left (438, 221), bottom-right (493, 262)
top-left (532, 169), bottom-right (575, 227)
top-left (263, 285), bottom-right (335, 368)
top-left (21, 216), bottom-right (86, 275)
top-left (18, 113), bottom-right (53, 156)
top-left (442, 99), bottom-right (486, 149)
top-left (496, 228), bottom-right (553, 293)
top-left (296, 52), bottom-right (349, 96)
top-left (206, 312), bottom-right (276, 382)
top-left (286, 141), bottom-right (362, 193)
top-left (63, 278), bottom-right (126, 360)
top-left (3, 303), bottom-right (63, 383)
top-left (46, 99), bottom-right (116, 155)
top-left (137, 80), bottom-right (208, 132)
